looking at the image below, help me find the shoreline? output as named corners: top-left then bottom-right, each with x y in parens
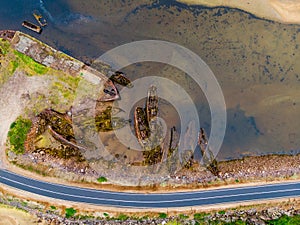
top-left (1, 30), bottom-right (300, 194)
top-left (4, 151), bottom-right (300, 194)
top-left (176, 0), bottom-right (300, 24)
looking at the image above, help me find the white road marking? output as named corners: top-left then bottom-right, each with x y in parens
top-left (2, 169), bottom-right (300, 196)
top-left (1, 175), bottom-right (300, 204)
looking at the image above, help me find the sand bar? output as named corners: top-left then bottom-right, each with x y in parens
top-left (177, 0), bottom-right (300, 24)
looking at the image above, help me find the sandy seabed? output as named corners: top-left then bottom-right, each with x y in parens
top-left (177, 0), bottom-right (300, 24)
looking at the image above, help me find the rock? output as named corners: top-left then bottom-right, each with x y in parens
top-left (247, 209), bottom-right (257, 216)
top-left (267, 208), bottom-right (282, 219)
top-left (247, 217), bottom-right (266, 225)
top-left (259, 215), bottom-right (270, 221)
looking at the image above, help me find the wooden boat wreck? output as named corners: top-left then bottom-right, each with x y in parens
top-left (100, 79), bottom-right (119, 102)
top-left (95, 106), bottom-right (129, 132)
top-left (0, 30), bottom-right (16, 41)
top-left (134, 107), bottom-right (150, 146)
top-left (134, 85), bottom-right (160, 146)
top-left (198, 128), bottom-right (219, 175)
top-left (109, 71), bottom-right (133, 88)
top-left (145, 85), bottom-right (158, 124)
top-left (33, 10), bottom-right (47, 27)
top-left (22, 21), bottom-right (42, 34)
top-left (134, 85), bottom-right (159, 146)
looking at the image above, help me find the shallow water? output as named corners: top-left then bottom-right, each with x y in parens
top-left (1, 0), bottom-right (300, 161)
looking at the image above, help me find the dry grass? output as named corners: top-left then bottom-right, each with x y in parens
top-left (0, 204), bottom-right (41, 225)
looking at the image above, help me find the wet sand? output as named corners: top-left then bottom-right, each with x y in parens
top-left (177, 0), bottom-right (300, 24)
top-left (1, 0), bottom-right (299, 162)
top-left (1, 1), bottom-right (300, 186)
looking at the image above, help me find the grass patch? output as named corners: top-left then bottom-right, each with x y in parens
top-left (194, 212), bottom-right (209, 220)
top-left (117, 214), bottom-right (129, 221)
top-left (266, 215), bottom-right (300, 225)
top-left (165, 221), bottom-right (184, 225)
top-left (158, 212), bottom-right (167, 219)
top-left (179, 214), bottom-right (189, 219)
top-left (7, 117), bottom-right (32, 154)
top-left (0, 39), bottom-right (10, 55)
top-left (218, 210), bottom-right (226, 215)
top-left (222, 220), bottom-right (246, 225)
top-left (65, 207), bottom-right (76, 218)
top-left (14, 50), bottom-right (48, 75)
top-left (97, 176), bottom-right (108, 183)
top-left (16, 163), bottom-right (47, 176)
top-left (9, 60), bottom-right (19, 74)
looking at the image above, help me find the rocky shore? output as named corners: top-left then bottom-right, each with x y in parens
top-left (170, 154), bottom-right (300, 188)
top-left (7, 146), bottom-right (300, 191)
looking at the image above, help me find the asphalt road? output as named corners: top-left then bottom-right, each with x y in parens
top-left (0, 169), bottom-right (299, 208)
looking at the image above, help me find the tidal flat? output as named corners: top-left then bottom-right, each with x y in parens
top-left (38, 0), bottom-right (300, 160)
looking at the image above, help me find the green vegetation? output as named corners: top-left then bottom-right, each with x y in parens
top-left (266, 215), bottom-right (300, 225)
top-left (218, 210), bottom-right (226, 215)
top-left (103, 212), bottom-right (109, 217)
top-left (194, 212), bottom-right (209, 221)
top-left (158, 213), bottom-right (167, 219)
top-left (58, 74), bottom-right (80, 90)
top-left (65, 207), bottom-right (77, 218)
top-left (75, 214), bottom-right (95, 220)
top-left (97, 176), bottom-right (108, 183)
top-left (193, 212), bottom-right (211, 224)
top-left (190, 214), bottom-right (300, 225)
top-left (179, 214), bottom-right (189, 219)
top-left (50, 205), bottom-right (56, 210)
top-left (142, 215), bottom-right (149, 220)
top-left (0, 40), bottom-right (16, 85)
top-left (21, 201), bottom-right (28, 207)
top-left (117, 214), bottom-right (129, 221)
top-left (7, 117), bottom-right (32, 154)
top-left (0, 38), bottom-right (10, 55)
top-left (163, 221), bottom-right (183, 225)
top-left (10, 60), bottom-right (19, 74)
top-left (14, 161), bottom-right (46, 176)
top-left (52, 76), bottom-right (80, 102)
top-left (224, 221), bottom-right (246, 225)
top-left (14, 50), bottom-right (48, 75)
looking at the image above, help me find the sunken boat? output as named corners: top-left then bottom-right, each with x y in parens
top-left (109, 71), bottom-right (133, 88)
top-left (33, 10), bottom-right (47, 27)
top-left (0, 30), bottom-right (16, 41)
top-left (145, 85), bottom-right (158, 124)
top-left (22, 21), bottom-right (42, 34)
top-left (101, 79), bottom-right (119, 101)
top-left (134, 107), bottom-right (150, 146)
top-left (134, 86), bottom-right (159, 147)
top-left (95, 106), bottom-right (128, 132)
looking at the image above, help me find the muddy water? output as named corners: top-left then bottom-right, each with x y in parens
top-left (1, 0), bottom-right (300, 161)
